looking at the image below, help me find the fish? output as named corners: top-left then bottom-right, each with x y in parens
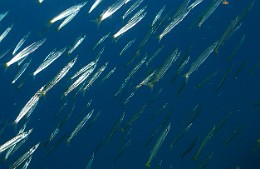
top-left (196, 0), bottom-right (223, 27)
top-left (50, 2), bottom-right (87, 24)
top-left (121, 103), bottom-right (147, 132)
top-left (0, 24), bottom-right (14, 43)
top-left (82, 62), bottom-right (108, 92)
top-left (184, 41), bottom-right (218, 82)
top-left (215, 64), bottom-right (234, 95)
top-left (12, 59), bottom-right (32, 84)
top-left (33, 48), bottom-right (66, 77)
top-left (64, 64), bottom-right (96, 97)
top-left (227, 34), bottom-right (245, 61)
top-left (195, 70), bottom-right (219, 89)
top-left (67, 109), bottom-right (94, 143)
top-left (198, 152), bottom-right (214, 169)
top-left (223, 126), bottom-right (243, 145)
top-left (170, 123), bottom-right (192, 149)
top-left (0, 49), bottom-right (10, 60)
top-left (67, 34), bottom-right (87, 55)
top-left (20, 156), bottom-right (32, 169)
top-left (215, 0), bottom-right (254, 53)
top-left (113, 6), bottom-right (147, 39)
top-left (122, 0), bottom-right (144, 20)
top-left (136, 70), bottom-right (156, 89)
top-left (114, 139), bottom-right (131, 161)
top-left (233, 59), bottom-right (247, 80)
top-left (145, 123), bottom-right (171, 168)
top-left (0, 11), bottom-right (9, 22)
top-left (119, 38), bottom-right (136, 56)
top-left (107, 112), bottom-right (125, 144)
top-left (180, 136), bottom-right (199, 159)
top-left (93, 33), bottom-right (110, 51)
top-left (158, 0), bottom-right (204, 41)
top-left (96, 0), bottom-right (130, 25)
top-left (146, 45), bottom-right (165, 67)
top-left (89, 0), bottom-right (103, 14)
top-left (85, 153), bottom-right (95, 169)
top-left (42, 56), bottom-right (77, 95)
top-left (12, 32), bottom-right (31, 56)
top-left (151, 5), bottom-right (166, 29)
top-left (147, 49), bottom-right (180, 90)
top-left (9, 142), bottom-right (40, 169)
top-left (14, 86), bottom-right (45, 124)
top-left (193, 126), bottom-right (216, 161)
top-left (100, 67), bottom-right (116, 83)
top-left (0, 129), bottom-right (33, 154)
top-left (5, 38), bottom-right (46, 68)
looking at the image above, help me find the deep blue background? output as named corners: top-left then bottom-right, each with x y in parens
top-left (0, 0), bottom-right (260, 169)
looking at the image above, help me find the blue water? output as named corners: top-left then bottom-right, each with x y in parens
top-left (0, 0), bottom-right (260, 169)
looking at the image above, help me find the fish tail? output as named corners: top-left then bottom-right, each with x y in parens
top-left (183, 73), bottom-right (189, 83)
top-left (40, 22), bottom-right (51, 36)
top-left (145, 161), bottom-right (151, 168)
top-left (146, 82), bottom-right (154, 91)
top-left (0, 63), bottom-right (8, 72)
top-left (157, 35), bottom-right (162, 43)
top-left (91, 18), bottom-right (102, 31)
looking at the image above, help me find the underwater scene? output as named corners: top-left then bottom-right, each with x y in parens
top-left (0, 0), bottom-right (260, 168)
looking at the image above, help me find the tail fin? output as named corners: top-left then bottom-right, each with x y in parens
top-left (146, 82), bottom-right (154, 91)
top-left (90, 17), bottom-right (102, 31)
top-left (183, 73), bottom-right (189, 83)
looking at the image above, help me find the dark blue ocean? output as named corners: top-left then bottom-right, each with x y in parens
top-left (0, 0), bottom-right (259, 169)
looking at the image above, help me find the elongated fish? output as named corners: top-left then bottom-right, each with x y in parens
top-left (43, 57), bottom-right (77, 95)
top-left (0, 11), bottom-right (9, 22)
top-left (82, 62), bottom-right (108, 92)
top-left (113, 6), bottom-right (147, 39)
top-left (9, 142), bottom-right (40, 169)
top-left (145, 123), bottom-right (171, 168)
top-left (20, 156), bottom-right (32, 169)
top-left (136, 70), bottom-right (156, 89)
top-left (12, 59), bottom-right (32, 84)
top-left (96, 0), bottom-right (130, 25)
top-left (151, 5), bottom-right (165, 29)
top-left (0, 129), bottom-right (33, 154)
top-left (64, 64), bottom-right (96, 97)
top-left (33, 48), bottom-right (66, 77)
top-left (0, 24), bottom-right (14, 43)
top-left (67, 109), bottom-right (94, 143)
top-left (197, 0), bottom-right (223, 27)
top-left (14, 86), bottom-right (45, 124)
top-left (67, 34), bottom-right (86, 55)
top-left (107, 112), bottom-right (125, 144)
top-left (5, 39), bottom-right (46, 68)
top-left (89, 0), bottom-right (103, 14)
top-left (12, 32), bottom-right (31, 56)
top-left (184, 41), bottom-right (218, 82)
top-left (71, 60), bottom-right (97, 80)
top-left (122, 0), bottom-right (144, 20)
top-left (119, 38), bottom-right (136, 56)
top-left (93, 33), bottom-right (110, 51)
top-left (50, 2), bottom-right (87, 24)
top-left (147, 49), bottom-right (180, 90)
top-left (85, 153), bottom-right (95, 169)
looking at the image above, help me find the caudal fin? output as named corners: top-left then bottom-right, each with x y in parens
top-left (146, 82), bottom-right (154, 91)
top-left (183, 73), bottom-right (189, 83)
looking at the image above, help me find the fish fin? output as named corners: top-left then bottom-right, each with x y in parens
top-left (145, 162), bottom-right (151, 168)
top-left (146, 82), bottom-right (154, 91)
top-left (91, 17), bottom-right (102, 31)
top-left (40, 22), bottom-right (51, 36)
top-left (0, 63), bottom-right (8, 72)
top-left (157, 35), bottom-right (162, 43)
top-left (183, 73), bottom-right (189, 83)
